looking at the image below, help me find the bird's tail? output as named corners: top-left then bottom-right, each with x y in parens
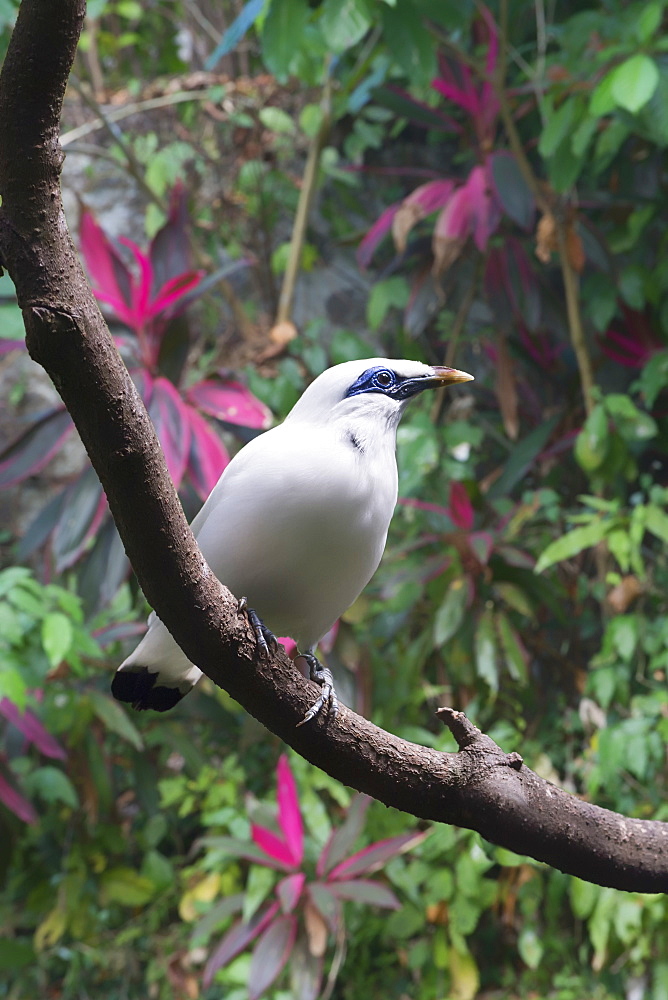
top-left (112, 614), bottom-right (202, 711)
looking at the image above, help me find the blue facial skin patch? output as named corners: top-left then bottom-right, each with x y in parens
top-left (345, 366), bottom-right (437, 402)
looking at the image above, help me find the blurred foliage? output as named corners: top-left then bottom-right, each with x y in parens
top-left (2, 0), bottom-right (668, 999)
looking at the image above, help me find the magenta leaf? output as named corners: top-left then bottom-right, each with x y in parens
top-left (276, 755), bottom-right (304, 866)
top-left (0, 770), bottom-right (37, 824)
top-left (277, 872), bottom-right (306, 913)
top-left (357, 203), bottom-right (401, 268)
top-left (317, 794), bottom-right (371, 877)
top-left (402, 179), bottom-right (457, 217)
top-left (0, 699), bottom-right (66, 759)
top-left (398, 497), bottom-right (452, 519)
top-left (0, 339), bottom-right (25, 356)
top-left (203, 901), bottom-right (280, 987)
top-left (434, 183), bottom-right (470, 243)
top-left (148, 269), bottom-right (206, 319)
top-left (251, 825), bottom-right (299, 870)
top-left (328, 831), bottom-right (428, 880)
top-left (149, 181), bottom-right (193, 292)
top-left (129, 368), bottom-right (154, 406)
top-left (449, 481), bottom-right (474, 531)
top-left (467, 164), bottom-right (501, 251)
top-left (249, 914), bottom-right (298, 1000)
top-left (185, 407), bottom-right (230, 500)
top-left (326, 878), bottom-right (401, 910)
top-left (187, 378), bottom-right (272, 429)
top-left (79, 210), bottom-right (133, 319)
top-left (0, 408), bottom-right (74, 488)
top-left (148, 377), bottom-right (192, 488)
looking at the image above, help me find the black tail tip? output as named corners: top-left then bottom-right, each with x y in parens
top-left (112, 667), bottom-right (185, 712)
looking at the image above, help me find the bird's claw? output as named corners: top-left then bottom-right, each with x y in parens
top-left (239, 598), bottom-right (278, 658)
top-left (296, 653), bottom-right (339, 727)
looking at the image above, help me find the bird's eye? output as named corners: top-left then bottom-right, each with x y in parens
top-left (375, 370), bottom-right (394, 388)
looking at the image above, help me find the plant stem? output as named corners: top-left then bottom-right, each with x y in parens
top-left (275, 74), bottom-right (332, 327)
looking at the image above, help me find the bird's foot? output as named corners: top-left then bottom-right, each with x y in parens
top-left (296, 652), bottom-right (339, 727)
top-left (238, 598), bottom-right (278, 658)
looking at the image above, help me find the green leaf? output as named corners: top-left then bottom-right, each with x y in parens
top-left (261, 0), bottom-right (310, 79)
top-left (644, 504), bottom-right (668, 546)
top-left (474, 610), bottom-right (498, 692)
top-left (488, 416), bottom-right (559, 500)
top-left (569, 876), bottom-right (599, 919)
top-left (611, 54), bottom-right (659, 114)
top-left (366, 276), bottom-right (409, 330)
top-left (574, 404), bottom-right (609, 473)
top-left (539, 100), bottom-right (575, 158)
top-left (41, 612), bottom-right (73, 668)
top-left (25, 766), bottom-right (78, 808)
top-left (433, 579), bottom-right (468, 647)
top-left (635, 1), bottom-right (663, 43)
top-left (380, 0), bottom-right (436, 87)
top-left (518, 927), bottom-right (543, 969)
top-left (319, 0), bottom-right (371, 54)
top-left (535, 522), bottom-right (608, 574)
top-left (88, 690), bottom-right (144, 750)
top-left (100, 867), bottom-right (157, 907)
top-left (258, 106), bottom-right (294, 134)
top-left (496, 612), bottom-right (528, 684)
top-left (589, 71), bottom-right (616, 117)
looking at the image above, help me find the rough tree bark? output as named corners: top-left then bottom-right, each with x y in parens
top-left (0, 0), bottom-right (666, 894)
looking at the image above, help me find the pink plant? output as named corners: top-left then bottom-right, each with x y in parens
top-left (0, 698), bottom-right (67, 823)
top-left (200, 755), bottom-right (427, 999)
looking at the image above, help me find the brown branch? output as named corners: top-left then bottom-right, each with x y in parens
top-left (1, 0), bottom-right (667, 894)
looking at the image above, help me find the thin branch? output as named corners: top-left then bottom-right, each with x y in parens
top-left (275, 73), bottom-right (332, 327)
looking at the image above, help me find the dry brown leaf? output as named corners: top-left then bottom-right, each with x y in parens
top-left (606, 575), bottom-right (643, 614)
top-left (432, 235), bottom-right (465, 276)
top-left (495, 333), bottom-right (519, 440)
top-left (535, 212), bottom-right (557, 264)
top-left (304, 898), bottom-right (328, 957)
top-left (392, 201), bottom-right (423, 254)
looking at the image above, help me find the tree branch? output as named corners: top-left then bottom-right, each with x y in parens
top-left (1, 0), bottom-right (667, 894)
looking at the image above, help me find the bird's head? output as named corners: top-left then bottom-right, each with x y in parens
top-left (285, 358), bottom-right (474, 431)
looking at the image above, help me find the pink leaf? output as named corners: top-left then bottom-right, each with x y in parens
top-left (203, 902), bottom-right (279, 987)
top-left (432, 77), bottom-right (479, 115)
top-left (357, 203), bottom-right (401, 269)
top-left (328, 831), bottom-right (428, 881)
top-left (79, 211), bottom-right (133, 318)
top-left (326, 878), bottom-right (401, 909)
top-left (449, 482), bottom-right (474, 531)
top-left (276, 872), bottom-right (306, 913)
top-left (148, 377), bottom-right (192, 488)
top-left (434, 184), bottom-right (470, 243)
top-left (148, 269), bottom-right (206, 318)
top-left (0, 699), bottom-right (67, 759)
top-left (0, 339), bottom-right (25, 356)
top-left (402, 179), bottom-right (457, 216)
top-left (276, 755), bottom-right (304, 866)
top-left (248, 914), bottom-right (298, 1000)
top-left (149, 181), bottom-right (193, 291)
top-left (251, 825), bottom-right (297, 870)
top-left (187, 378), bottom-right (272, 429)
top-left (185, 407), bottom-right (230, 499)
top-left (468, 165), bottom-right (502, 251)
top-left (0, 770), bottom-right (37, 823)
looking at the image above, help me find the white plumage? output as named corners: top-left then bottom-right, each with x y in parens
top-left (112, 358), bottom-right (473, 721)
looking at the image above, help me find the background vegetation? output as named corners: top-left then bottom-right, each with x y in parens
top-left (1, 0), bottom-right (668, 997)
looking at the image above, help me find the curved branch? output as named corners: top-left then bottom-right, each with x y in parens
top-left (1, 0), bottom-right (667, 895)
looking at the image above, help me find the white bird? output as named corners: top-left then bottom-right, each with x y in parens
top-left (112, 358), bottom-right (473, 723)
